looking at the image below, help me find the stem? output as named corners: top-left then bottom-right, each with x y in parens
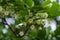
top-left (2, 15), bottom-right (19, 37)
top-left (2, 15), bottom-right (30, 38)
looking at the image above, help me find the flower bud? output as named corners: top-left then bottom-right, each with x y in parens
top-left (36, 20), bottom-right (41, 25)
top-left (4, 11), bottom-right (9, 15)
top-left (38, 27), bottom-right (42, 30)
top-left (28, 18), bottom-right (33, 23)
top-left (42, 13), bottom-right (48, 18)
top-left (2, 29), bottom-right (8, 34)
top-left (30, 25), bottom-right (35, 30)
top-left (19, 31), bottom-right (24, 36)
top-left (41, 19), bottom-right (46, 25)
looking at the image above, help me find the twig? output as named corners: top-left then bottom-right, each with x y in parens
top-left (2, 15), bottom-right (19, 37)
top-left (2, 15), bottom-right (30, 38)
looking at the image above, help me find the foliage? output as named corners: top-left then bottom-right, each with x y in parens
top-left (0, 0), bottom-right (60, 40)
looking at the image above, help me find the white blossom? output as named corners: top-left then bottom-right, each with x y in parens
top-left (6, 18), bottom-right (15, 25)
top-left (38, 27), bottom-right (42, 30)
top-left (58, 0), bottom-right (60, 5)
top-left (44, 19), bottom-right (57, 31)
top-left (18, 23), bottom-right (23, 26)
top-left (19, 31), bottom-right (24, 36)
top-left (5, 25), bottom-right (9, 29)
top-left (2, 29), bottom-right (8, 34)
top-left (56, 16), bottom-right (60, 21)
top-left (30, 25), bottom-right (35, 30)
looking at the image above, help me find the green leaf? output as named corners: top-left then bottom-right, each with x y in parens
top-left (47, 2), bottom-right (59, 19)
top-left (15, 0), bottom-right (24, 6)
top-left (24, 0), bottom-right (34, 8)
top-left (42, 0), bottom-right (50, 8)
top-left (33, 0), bottom-right (40, 5)
top-left (36, 28), bottom-right (46, 40)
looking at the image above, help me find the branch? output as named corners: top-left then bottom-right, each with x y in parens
top-left (2, 15), bottom-right (30, 38)
top-left (2, 15), bottom-right (19, 37)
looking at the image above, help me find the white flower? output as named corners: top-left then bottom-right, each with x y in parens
top-left (4, 11), bottom-right (9, 15)
top-left (19, 31), bottom-right (24, 36)
top-left (56, 16), bottom-right (60, 21)
top-left (30, 25), bottom-right (35, 30)
top-left (41, 19), bottom-right (46, 25)
top-left (28, 18), bottom-right (33, 23)
top-left (44, 19), bottom-right (49, 28)
top-left (2, 29), bottom-right (8, 34)
top-left (43, 13), bottom-right (48, 18)
top-left (58, 0), bottom-right (60, 5)
top-left (50, 20), bottom-right (57, 31)
top-left (5, 25), bottom-right (9, 29)
top-left (38, 27), bottom-right (42, 30)
top-left (18, 23), bottom-right (23, 26)
top-left (6, 18), bottom-right (15, 25)
top-left (36, 20), bottom-right (41, 25)
top-left (44, 19), bottom-right (57, 31)
top-left (15, 23), bottom-right (24, 28)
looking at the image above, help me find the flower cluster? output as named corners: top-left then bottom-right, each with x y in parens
top-left (14, 12), bottom-right (48, 37)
